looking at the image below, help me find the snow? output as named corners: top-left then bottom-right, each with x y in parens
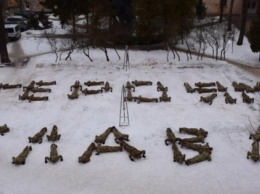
top-left (1, 20), bottom-right (260, 194)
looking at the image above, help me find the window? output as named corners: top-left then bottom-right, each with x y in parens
top-left (25, 2), bottom-right (30, 9)
top-left (248, 0), bottom-right (256, 9)
top-left (223, 0), bottom-right (227, 6)
top-left (5, 28), bottom-right (14, 33)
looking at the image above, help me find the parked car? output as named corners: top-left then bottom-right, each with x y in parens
top-left (14, 10), bottom-right (39, 29)
top-left (4, 24), bottom-right (21, 40)
top-left (5, 15), bottom-right (29, 32)
top-left (14, 10), bottom-right (37, 20)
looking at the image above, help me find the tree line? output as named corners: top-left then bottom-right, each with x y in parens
top-left (40, 0), bottom-right (197, 47)
top-left (0, 0), bottom-right (260, 63)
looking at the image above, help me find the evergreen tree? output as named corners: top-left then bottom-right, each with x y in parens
top-left (196, 0), bottom-right (207, 19)
top-left (219, 0), bottom-right (225, 23)
top-left (160, 0), bottom-right (196, 43)
top-left (40, 0), bottom-right (78, 37)
top-left (237, 0), bottom-right (249, 45)
top-left (134, 0), bottom-right (162, 46)
top-left (227, 0), bottom-right (235, 31)
top-left (247, 12), bottom-right (260, 60)
top-left (38, 10), bottom-right (53, 29)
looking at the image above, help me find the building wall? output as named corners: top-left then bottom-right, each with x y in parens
top-left (204, 0), bottom-right (259, 16)
top-left (25, 0), bottom-right (46, 12)
top-left (5, 0), bottom-right (46, 12)
top-left (6, 0), bottom-right (18, 8)
top-left (204, 0), bottom-right (243, 15)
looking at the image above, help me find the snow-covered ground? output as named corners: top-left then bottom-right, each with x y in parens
top-left (1, 20), bottom-right (260, 194)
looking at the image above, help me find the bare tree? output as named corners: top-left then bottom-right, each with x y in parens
top-left (205, 25), bottom-right (221, 60)
top-left (77, 37), bottom-right (93, 62)
top-left (191, 27), bottom-right (206, 60)
top-left (166, 33), bottom-right (180, 61)
top-left (43, 28), bottom-right (59, 62)
top-left (59, 38), bottom-right (79, 61)
top-left (185, 39), bottom-right (193, 61)
top-left (221, 26), bottom-right (235, 59)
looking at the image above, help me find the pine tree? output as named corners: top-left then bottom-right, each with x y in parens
top-left (134, 0), bottom-right (162, 47)
top-left (227, 0), bottom-right (235, 31)
top-left (237, 0), bottom-right (249, 45)
top-left (247, 12), bottom-right (260, 60)
top-left (196, 0), bottom-right (207, 19)
top-left (219, 0), bottom-right (225, 23)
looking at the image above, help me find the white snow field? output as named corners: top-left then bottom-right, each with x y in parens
top-left (0, 20), bottom-right (260, 194)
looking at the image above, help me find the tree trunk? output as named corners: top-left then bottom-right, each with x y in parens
top-left (0, 1), bottom-right (10, 63)
top-left (219, 0), bottom-right (224, 23)
top-left (237, 0), bottom-right (249, 45)
top-left (72, 11), bottom-right (76, 41)
top-left (227, 0), bottom-right (235, 31)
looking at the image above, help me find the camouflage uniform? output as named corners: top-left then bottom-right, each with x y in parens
top-left (28, 127), bottom-right (47, 143)
top-left (195, 82), bottom-right (216, 87)
top-left (247, 141), bottom-right (260, 162)
top-left (179, 135), bottom-right (205, 144)
top-left (125, 90), bottom-right (138, 102)
top-left (47, 125), bottom-right (61, 142)
top-left (159, 91), bottom-right (171, 102)
top-left (184, 82), bottom-right (195, 93)
top-left (70, 80), bottom-right (82, 91)
top-left (31, 87), bottom-right (51, 93)
top-left (45, 144), bottom-right (63, 163)
top-left (137, 95), bottom-right (158, 104)
top-left (84, 81), bottom-right (104, 87)
top-left (95, 144), bottom-right (123, 155)
top-left (120, 141), bottom-right (146, 161)
top-left (81, 88), bottom-right (102, 95)
top-left (196, 88), bottom-right (217, 94)
top-left (23, 81), bottom-right (35, 91)
top-left (172, 142), bottom-right (185, 164)
top-left (165, 128), bottom-right (181, 145)
top-left (101, 82), bottom-right (112, 92)
top-left (254, 82), bottom-right (260, 92)
top-left (1, 83), bottom-right (22, 89)
top-left (78, 142), bottom-right (96, 163)
top-left (36, 80), bottom-right (56, 86)
top-left (181, 142), bottom-right (213, 154)
top-left (200, 93), bottom-right (217, 105)
top-left (232, 81), bottom-right (244, 92)
top-left (0, 124), bottom-right (10, 136)
top-left (68, 88), bottom-right (79, 100)
top-left (157, 81), bottom-right (168, 92)
top-left (249, 126), bottom-right (260, 142)
top-left (111, 126), bottom-right (129, 143)
top-left (224, 92), bottom-right (236, 104)
top-left (179, 127), bottom-right (208, 137)
top-left (28, 94), bottom-right (48, 102)
top-left (125, 81), bottom-right (135, 92)
top-left (242, 92), bottom-right (254, 103)
top-left (132, 80), bottom-right (152, 87)
top-left (95, 127), bottom-right (112, 144)
top-left (12, 146), bottom-right (32, 165)
top-left (19, 89), bottom-right (30, 100)
top-left (216, 81), bottom-right (227, 92)
top-left (239, 83), bottom-right (255, 93)
top-left (185, 151), bottom-right (211, 165)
